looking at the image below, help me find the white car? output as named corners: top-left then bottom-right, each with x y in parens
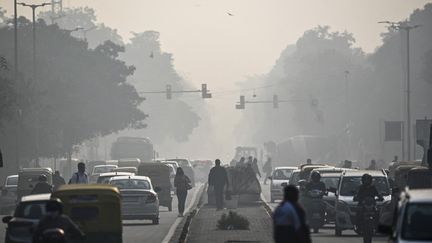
top-left (383, 189), bottom-right (432, 243)
top-left (90, 165), bottom-right (118, 182)
top-left (96, 172), bottom-right (134, 184)
top-left (110, 175), bottom-right (160, 224)
top-left (269, 167), bottom-right (297, 202)
top-left (0, 175), bottom-right (18, 214)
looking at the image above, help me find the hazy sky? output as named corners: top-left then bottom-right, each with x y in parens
top-left (2, 0), bottom-right (430, 90)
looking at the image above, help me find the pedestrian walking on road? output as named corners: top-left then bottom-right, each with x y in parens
top-left (273, 185), bottom-right (311, 243)
top-left (208, 159), bottom-right (229, 210)
top-left (263, 157), bottom-right (272, 185)
top-left (252, 158), bottom-right (261, 178)
top-left (174, 167), bottom-right (191, 217)
top-left (69, 162), bottom-right (88, 184)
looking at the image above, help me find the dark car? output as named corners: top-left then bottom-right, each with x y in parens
top-left (2, 193), bottom-right (51, 243)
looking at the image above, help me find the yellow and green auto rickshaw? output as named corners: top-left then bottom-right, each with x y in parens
top-left (17, 167), bottom-right (53, 199)
top-left (138, 162), bottom-right (172, 211)
top-left (52, 184), bottom-right (122, 243)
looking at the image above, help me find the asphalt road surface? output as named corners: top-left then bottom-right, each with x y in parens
top-left (260, 180), bottom-right (388, 243)
top-left (0, 183), bottom-right (203, 243)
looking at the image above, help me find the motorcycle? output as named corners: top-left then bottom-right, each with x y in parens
top-left (358, 197), bottom-right (378, 243)
top-left (306, 189), bottom-right (326, 233)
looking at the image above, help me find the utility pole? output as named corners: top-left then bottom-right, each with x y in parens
top-left (18, 2), bottom-right (51, 79)
top-left (13, 0), bottom-right (20, 169)
top-left (379, 21), bottom-right (421, 161)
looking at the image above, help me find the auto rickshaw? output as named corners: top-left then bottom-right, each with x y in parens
top-left (138, 162), bottom-right (172, 211)
top-left (52, 184), bottom-right (122, 243)
top-left (17, 168), bottom-right (53, 199)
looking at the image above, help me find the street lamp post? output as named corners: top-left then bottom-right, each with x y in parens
top-left (379, 21), bottom-right (421, 161)
top-left (17, 2), bottom-right (51, 78)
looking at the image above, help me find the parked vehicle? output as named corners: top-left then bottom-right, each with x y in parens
top-left (168, 159), bottom-right (195, 187)
top-left (86, 160), bottom-right (106, 176)
top-left (269, 166), bottom-right (297, 202)
top-left (52, 184), bottom-right (122, 243)
top-left (96, 172), bottom-right (134, 184)
top-left (90, 165), bottom-right (118, 183)
top-left (334, 170), bottom-right (391, 236)
top-left (109, 175), bottom-right (160, 224)
top-left (17, 168), bottom-right (53, 199)
top-left (2, 193), bottom-right (51, 243)
top-left (0, 175), bottom-right (18, 214)
top-left (138, 162), bottom-right (173, 211)
top-left (380, 189), bottom-right (432, 243)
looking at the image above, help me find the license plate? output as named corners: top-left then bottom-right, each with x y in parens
top-left (123, 197), bottom-right (139, 202)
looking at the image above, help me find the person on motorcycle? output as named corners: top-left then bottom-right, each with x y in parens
top-left (33, 198), bottom-right (84, 243)
top-left (353, 174), bottom-right (383, 235)
top-left (31, 175), bottom-right (53, 195)
top-left (305, 171), bottom-right (326, 193)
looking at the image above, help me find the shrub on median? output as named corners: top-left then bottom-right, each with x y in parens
top-left (217, 211), bottom-right (250, 230)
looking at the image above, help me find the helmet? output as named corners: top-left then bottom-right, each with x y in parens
top-left (38, 174), bottom-right (47, 182)
top-left (311, 171), bottom-right (321, 182)
top-left (361, 173), bottom-right (373, 186)
top-left (46, 198), bottom-right (63, 214)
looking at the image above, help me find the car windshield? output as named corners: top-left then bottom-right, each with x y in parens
top-left (322, 177), bottom-right (340, 190)
top-left (97, 176), bottom-right (113, 184)
top-left (111, 179), bottom-right (151, 190)
top-left (402, 203), bottom-right (432, 241)
top-left (14, 201), bottom-right (47, 219)
top-left (289, 172), bottom-right (300, 185)
top-left (93, 166), bottom-right (115, 174)
top-left (273, 169), bottom-right (294, 180)
top-left (340, 176), bottom-right (390, 196)
top-left (171, 159), bottom-right (190, 167)
top-left (6, 176), bottom-right (18, 186)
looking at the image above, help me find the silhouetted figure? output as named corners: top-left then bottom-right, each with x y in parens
top-left (174, 167), bottom-right (191, 217)
top-left (53, 171), bottom-right (65, 191)
top-left (33, 198), bottom-right (84, 243)
top-left (263, 157), bottom-right (272, 185)
top-left (342, 160), bottom-right (352, 169)
top-left (247, 156), bottom-right (253, 166)
top-left (31, 175), bottom-right (53, 195)
top-left (367, 160), bottom-right (377, 170)
top-left (252, 158), bottom-right (261, 178)
top-left (208, 159), bottom-right (229, 210)
top-left (392, 156), bottom-right (398, 163)
top-left (273, 185), bottom-right (310, 243)
top-left (236, 157), bottom-right (245, 167)
top-left (69, 162), bottom-right (88, 184)
top-left (306, 158), bottom-right (312, 165)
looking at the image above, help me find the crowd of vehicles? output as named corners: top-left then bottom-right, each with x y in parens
top-left (0, 155), bottom-right (206, 243)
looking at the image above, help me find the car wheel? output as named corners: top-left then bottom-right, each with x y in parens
top-left (152, 218), bottom-right (159, 225)
top-left (335, 227), bottom-right (342, 236)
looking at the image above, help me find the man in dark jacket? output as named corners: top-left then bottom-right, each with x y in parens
top-left (31, 175), bottom-right (52, 195)
top-left (208, 159), bottom-right (229, 210)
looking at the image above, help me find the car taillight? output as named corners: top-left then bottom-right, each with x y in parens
top-left (146, 194), bottom-right (157, 203)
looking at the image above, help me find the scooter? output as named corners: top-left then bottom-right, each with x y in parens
top-left (306, 189), bottom-right (326, 233)
top-left (359, 197), bottom-right (378, 243)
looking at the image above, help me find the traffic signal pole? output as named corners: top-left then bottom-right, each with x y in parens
top-left (138, 83), bottom-right (212, 100)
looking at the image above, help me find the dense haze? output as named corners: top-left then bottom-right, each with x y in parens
top-left (0, 1), bottom-right (432, 173)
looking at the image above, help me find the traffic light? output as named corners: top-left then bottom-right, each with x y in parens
top-left (166, 84), bottom-right (172, 99)
top-left (201, 83), bottom-right (212, 98)
top-left (273, 95), bottom-right (279, 108)
top-left (236, 95), bottom-right (245, 109)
